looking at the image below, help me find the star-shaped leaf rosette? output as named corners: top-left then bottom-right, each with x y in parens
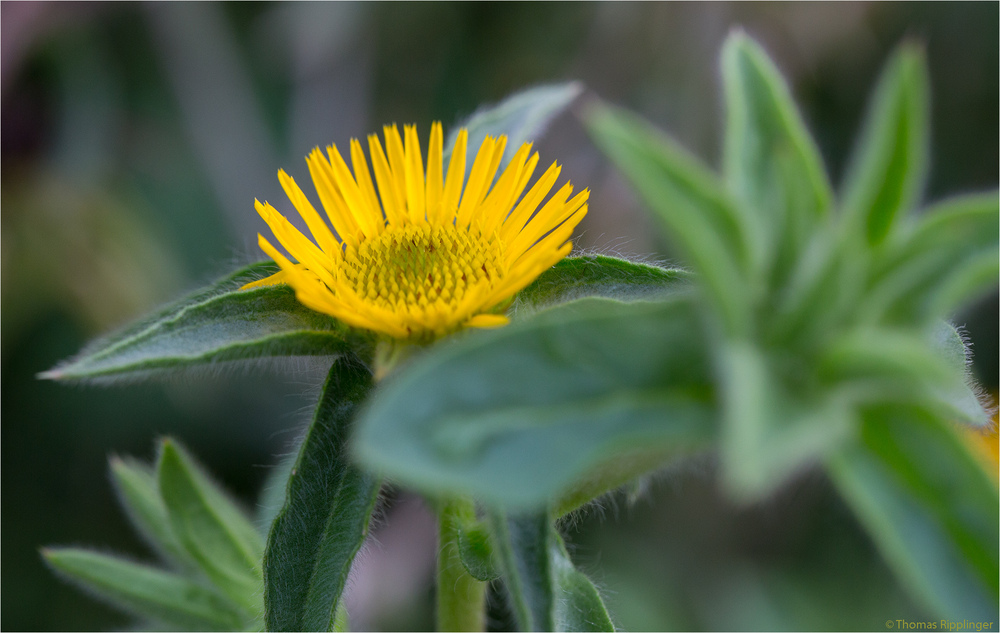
top-left (41, 32), bottom-right (998, 632)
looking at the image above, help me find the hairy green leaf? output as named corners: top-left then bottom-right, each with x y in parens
top-left (445, 82), bottom-right (583, 172)
top-left (157, 440), bottom-right (264, 614)
top-left (332, 603), bottom-right (349, 632)
top-left (257, 450), bottom-right (297, 535)
top-left (584, 102), bottom-right (753, 336)
top-left (354, 296), bottom-right (716, 510)
top-left (867, 192), bottom-right (999, 324)
top-left (768, 233), bottom-right (869, 348)
top-left (43, 548), bottom-right (246, 631)
top-left (929, 321), bottom-right (992, 428)
top-left (40, 262), bottom-right (354, 382)
top-left (553, 559), bottom-right (616, 633)
top-left (491, 511), bottom-right (614, 632)
top-left (841, 43), bottom-right (930, 246)
top-left (818, 324), bottom-right (989, 427)
top-left (552, 446), bottom-right (680, 517)
top-left (109, 456), bottom-right (190, 568)
top-left (828, 405), bottom-right (999, 620)
top-left (493, 512), bottom-right (556, 631)
top-left (721, 31), bottom-right (832, 283)
top-left (513, 254), bottom-right (690, 317)
top-left (458, 521), bottom-right (501, 582)
top-left (720, 343), bottom-right (855, 501)
top-left (264, 358), bottom-right (380, 632)
top-left (819, 328), bottom-right (961, 387)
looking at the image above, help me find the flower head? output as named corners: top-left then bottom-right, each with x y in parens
top-left (245, 123), bottom-right (588, 340)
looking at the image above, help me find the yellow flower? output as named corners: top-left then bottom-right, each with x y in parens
top-left (245, 122), bottom-right (588, 341)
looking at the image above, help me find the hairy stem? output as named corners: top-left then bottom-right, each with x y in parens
top-left (437, 497), bottom-right (486, 631)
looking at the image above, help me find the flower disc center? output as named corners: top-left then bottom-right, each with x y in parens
top-left (342, 224), bottom-right (504, 312)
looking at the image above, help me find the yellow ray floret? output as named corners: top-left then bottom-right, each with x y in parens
top-left (244, 122), bottom-right (588, 340)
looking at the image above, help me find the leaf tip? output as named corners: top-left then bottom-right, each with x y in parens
top-left (895, 37), bottom-right (927, 62)
top-left (108, 454), bottom-right (146, 481)
top-left (155, 437), bottom-right (183, 471)
top-left (721, 26), bottom-right (753, 56)
top-left (108, 454), bottom-right (126, 472)
top-left (36, 367), bottom-right (65, 381)
top-left (39, 546), bottom-right (67, 568)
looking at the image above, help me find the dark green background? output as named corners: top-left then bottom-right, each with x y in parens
top-left (3, 2), bottom-right (996, 630)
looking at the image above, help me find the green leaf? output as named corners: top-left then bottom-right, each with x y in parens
top-left (720, 343), bottom-right (855, 501)
top-left (827, 405), bottom-right (999, 620)
top-left (157, 439), bottom-right (265, 614)
top-left (109, 456), bottom-right (190, 568)
top-left (354, 296), bottom-right (716, 510)
top-left (42, 548), bottom-right (246, 631)
top-left (491, 511), bottom-right (614, 632)
top-left (721, 31), bottom-right (832, 281)
top-left (768, 234), bottom-right (868, 348)
top-left (867, 192), bottom-right (999, 324)
top-left (584, 102), bottom-right (753, 336)
top-left (257, 450), bottom-right (297, 535)
top-left (264, 358), bottom-right (380, 632)
top-left (552, 542), bottom-right (616, 633)
top-left (819, 328), bottom-right (962, 387)
top-left (552, 446), bottom-right (682, 518)
top-left (841, 42), bottom-right (930, 246)
top-left (457, 521), bottom-right (501, 582)
top-left (445, 82), bottom-right (583, 172)
top-left (39, 261), bottom-right (355, 382)
top-left (513, 254), bottom-right (691, 317)
top-left (818, 324), bottom-right (989, 427)
top-left (929, 320), bottom-right (991, 428)
top-left (332, 602), bottom-right (349, 632)
top-left (492, 512), bottom-right (556, 631)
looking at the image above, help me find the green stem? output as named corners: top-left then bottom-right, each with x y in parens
top-left (373, 338), bottom-right (426, 381)
top-left (437, 497), bottom-right (486, 631)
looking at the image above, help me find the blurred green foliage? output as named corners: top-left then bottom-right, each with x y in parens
top-left (3, 2), bottom-right (996, 630)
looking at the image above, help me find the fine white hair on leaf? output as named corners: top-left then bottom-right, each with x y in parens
top-left (948, 322), bottom-right (997, 423)
top-left (49, 355), bottom-right (341, 389)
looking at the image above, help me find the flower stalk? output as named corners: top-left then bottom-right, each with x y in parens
top-left (436, 497), bottom-right (486, 632)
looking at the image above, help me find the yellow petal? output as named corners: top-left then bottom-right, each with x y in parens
top-left (426, 122), bottom-right (444, 223)
top-left (368, 134), bottom-right (406, 227)
top-left (439, 128), bottom-right (468, 225)
top-left (500, 161), bottom-right (561, 243)
top-left (327, 143), bottom-right (382, 238)
top-left (456, 136), bottom-right (499, 229)
top-left (277, 170), bottom-right (340, 254)
top-left (383, 124), bottom-right (409, 216)
top-left (351, 139), bottom-right (385, 226)
top-left (507, 182), bottom-right (574, 260)
top-left (240, 269), bottom-right (288, 290)
top-left (478, 142), bottom-right (532, 236)
top-left (404, 124), bottom-right (427, 222)
top-left (255, 201), bottom-right (337, 289)
top-left (466, 313), bottom-right (510, 329)
top-left (306, 148), bottom-right (359, 239)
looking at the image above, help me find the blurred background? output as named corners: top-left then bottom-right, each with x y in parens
top-left (2, 2), bottom-right (997, 630)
